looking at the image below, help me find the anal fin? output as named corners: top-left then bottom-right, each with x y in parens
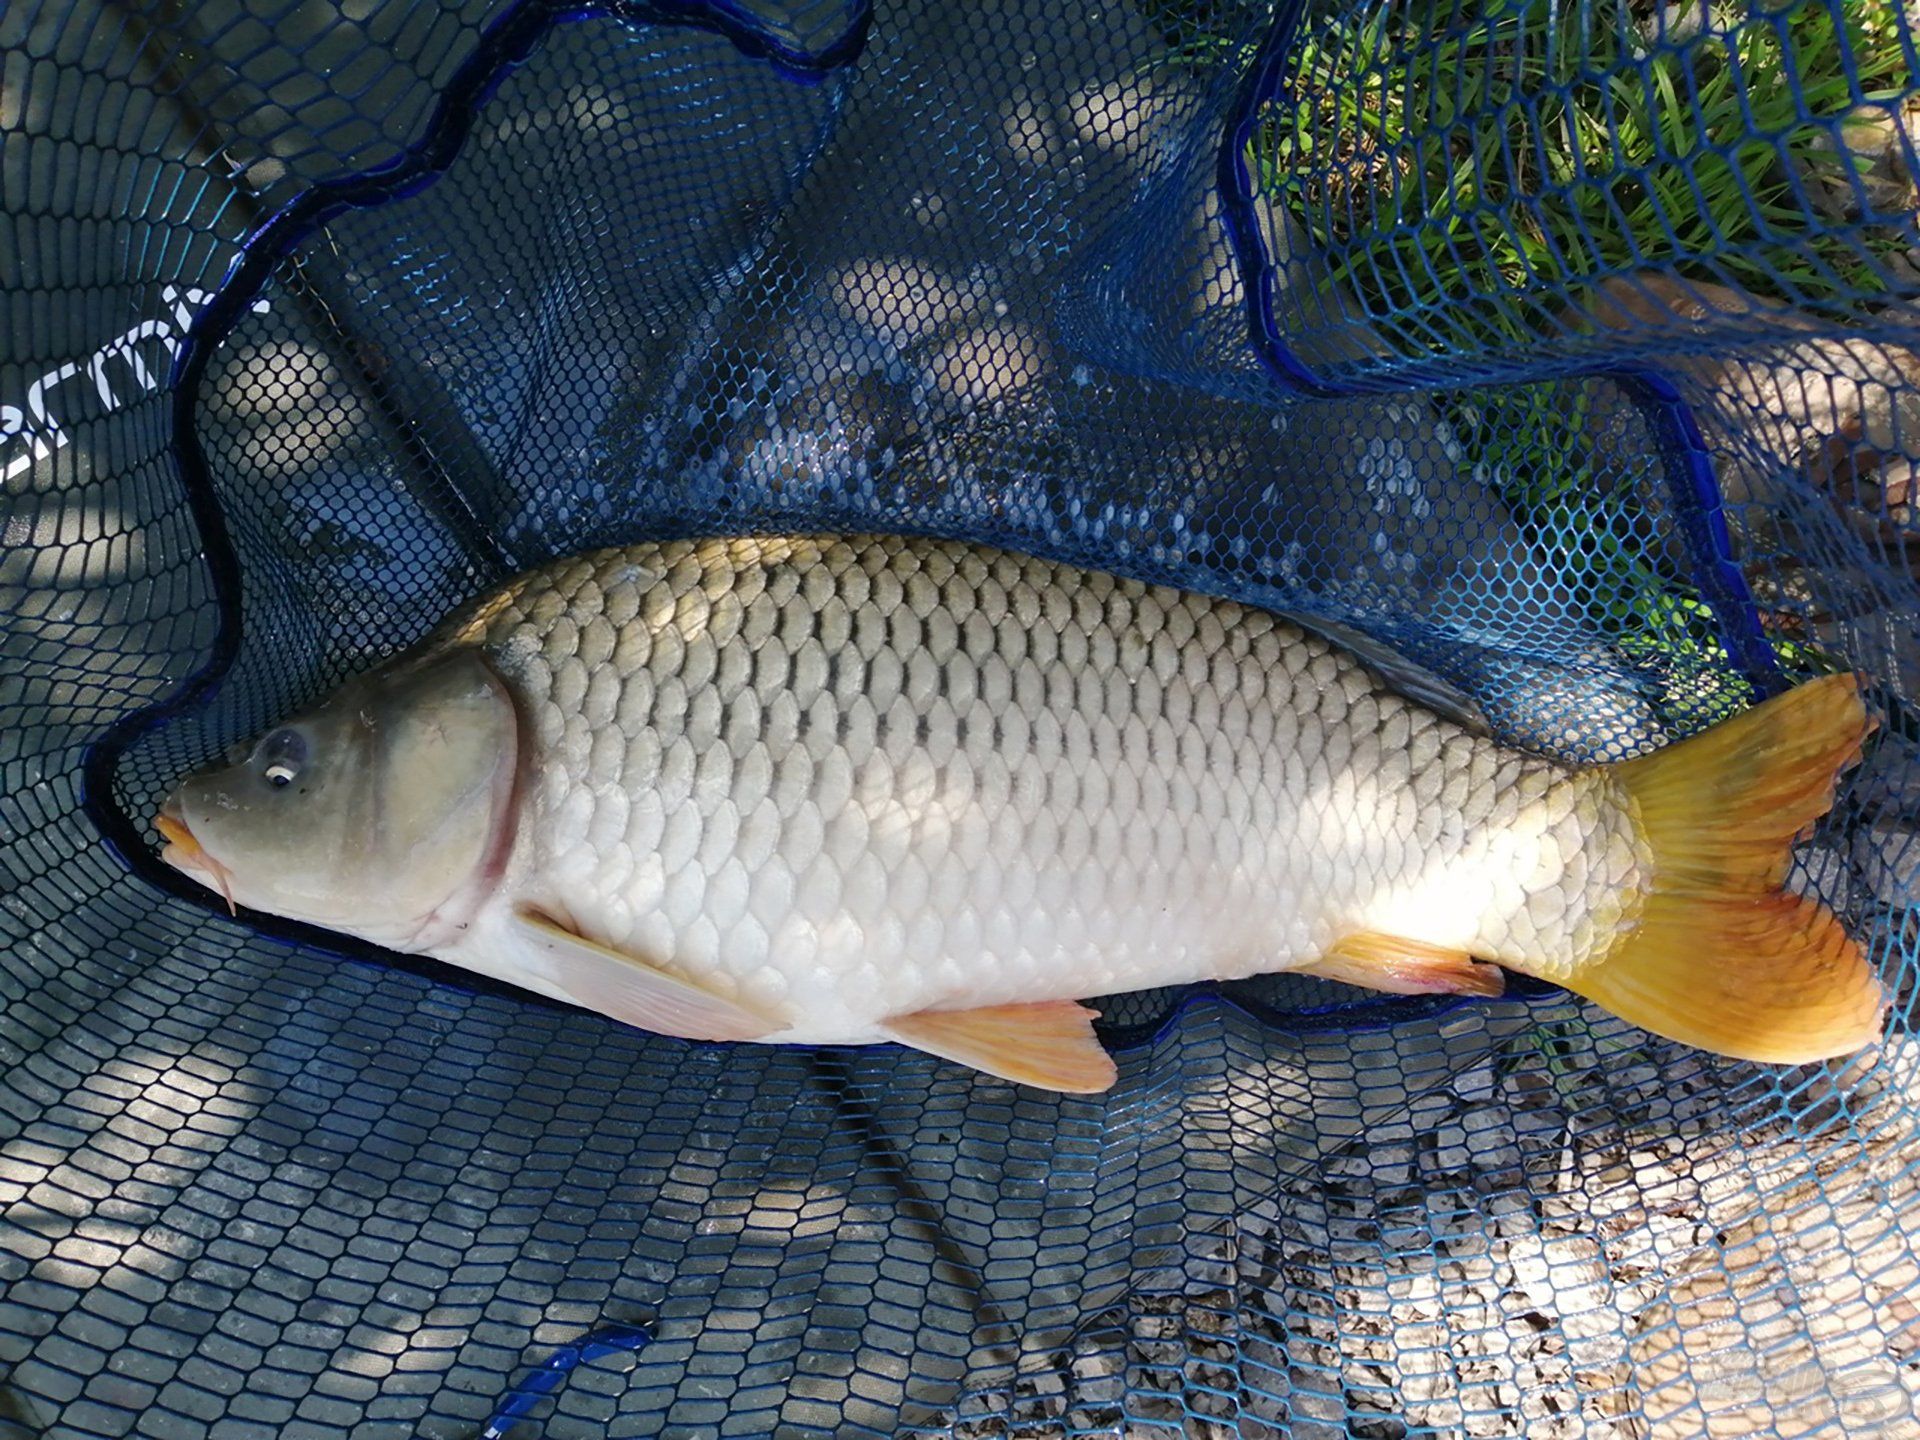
top-left (1303, 932), bottom-right (1505, 998)
top-left (511, 907), bottom-right (780, 1042)
top-left (883, 1000), bottom-right (1117, 1093)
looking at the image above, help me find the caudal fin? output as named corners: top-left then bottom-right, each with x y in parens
top-left (1568, 674), bottom-right (1885, 1065)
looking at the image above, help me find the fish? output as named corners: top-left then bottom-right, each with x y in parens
top-left (155, 534), bottom-right (1886, 1092)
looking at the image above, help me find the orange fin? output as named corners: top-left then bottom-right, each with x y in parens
top-left (510, 907), bottom-right (780, 1043)
top-left (1613, 671), bottom-right (1873, 893)
top-left (883, 1000), bottom-right (1117, 1093)
top-left (1580, 674), bottom-right (1885, 1063)
top-left (1304, 933), bottom-right (1504, 998)
top-left (1570, 893), bottom-right (1884, 1065)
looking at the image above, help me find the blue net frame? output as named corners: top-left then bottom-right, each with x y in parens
top-left (4, 0), bottom-right (1919, 1435)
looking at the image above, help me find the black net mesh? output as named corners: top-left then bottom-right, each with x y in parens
top-left (4, 0), bottom-right (1920, 1434)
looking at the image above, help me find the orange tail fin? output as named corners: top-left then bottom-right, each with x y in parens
top-left (1568, 674), bottom-right (1885, 1064)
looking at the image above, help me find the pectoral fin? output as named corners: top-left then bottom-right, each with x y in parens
top-left (883, 1000), bottom-right (1118, 1093)
top-left (1303, 932), bottom-right (1505, 998)
top-left (510, 907), bottom-right (780, 1042)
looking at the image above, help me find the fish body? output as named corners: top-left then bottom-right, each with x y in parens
top-left (159, 534), bottom-right (1884, 1090)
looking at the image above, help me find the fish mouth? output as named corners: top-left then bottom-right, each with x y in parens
top-left (155, 794), bottom-right (238, 917)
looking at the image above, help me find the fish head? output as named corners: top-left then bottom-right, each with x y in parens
top-left (156, 647), bottom-right (520, 950)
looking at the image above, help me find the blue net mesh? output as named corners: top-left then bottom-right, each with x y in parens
top-left (3, 0), bottom-right (1919, 1434)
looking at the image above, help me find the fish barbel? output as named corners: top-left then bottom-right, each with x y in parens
top-left (157, 534), bottom-right (1884, 1090)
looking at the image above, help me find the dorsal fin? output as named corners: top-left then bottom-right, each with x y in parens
top-left (1284, 610), bottom-right (1492, 735)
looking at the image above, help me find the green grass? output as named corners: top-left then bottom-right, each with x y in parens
top-left (1443, 382), bottom-right (1602, 505)
top-left (1255, 0), bottom-right (1914, 344)
top-left (1242, 0), bottom-right (1904, 695)
top-left (1533, 483), bottom-right (1844, 729)
top-left (1142, 0), bottom-right (1899, 710)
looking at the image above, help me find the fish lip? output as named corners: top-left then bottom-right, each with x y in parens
top-left (154, 792), bottom-right (239, 917)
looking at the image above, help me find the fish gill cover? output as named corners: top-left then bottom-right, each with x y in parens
top-left (1, 0), bottom-right (1918, 1435)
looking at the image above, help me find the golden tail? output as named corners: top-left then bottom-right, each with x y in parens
top-left (1567, 674), bottom-right (1886, 1064)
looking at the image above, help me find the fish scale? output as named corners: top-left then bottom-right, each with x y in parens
top-left (456, 533), bottom-right (1638, 1036)
top-left (164, 532), bottom-right (1880, 1084)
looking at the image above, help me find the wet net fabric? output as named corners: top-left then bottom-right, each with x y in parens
top-left (3, 0), bottom-right (1920, 1434)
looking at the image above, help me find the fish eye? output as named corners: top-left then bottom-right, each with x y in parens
top-left (257, 728), bottom-right (309, 790)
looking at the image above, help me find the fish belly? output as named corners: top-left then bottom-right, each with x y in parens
top-left (462, 535), bottom-right (1637, 1042)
